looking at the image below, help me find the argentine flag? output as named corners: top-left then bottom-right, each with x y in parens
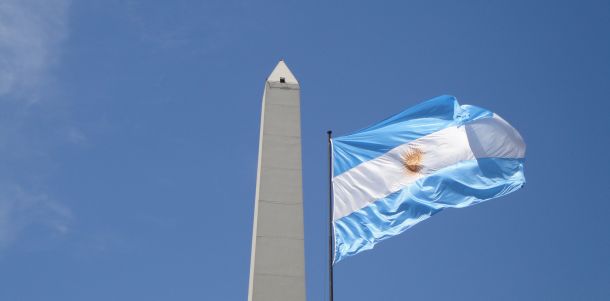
top-left (331, 95), bottom-right (526, 263)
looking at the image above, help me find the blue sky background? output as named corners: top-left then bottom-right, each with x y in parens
top-left (0, 0), bottom-right (609, 300)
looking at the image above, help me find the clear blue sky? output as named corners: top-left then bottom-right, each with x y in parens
top-left (1, 0), bottom-right (609, 300)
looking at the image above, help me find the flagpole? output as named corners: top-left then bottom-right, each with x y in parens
top-left (327, 130), bottom-right (334, 301)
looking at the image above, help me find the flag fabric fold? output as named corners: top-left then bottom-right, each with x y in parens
top-left (331, 95), bottom-right (526, 263)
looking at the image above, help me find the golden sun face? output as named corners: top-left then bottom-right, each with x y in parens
top-left (402, 148), bottom-right (424, 173)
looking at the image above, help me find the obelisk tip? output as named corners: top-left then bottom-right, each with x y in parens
top-left (267, 60), bottom-right (298, 85)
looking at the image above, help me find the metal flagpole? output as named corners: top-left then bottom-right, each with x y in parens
top-left (327, 130), bottom-right (334, 301)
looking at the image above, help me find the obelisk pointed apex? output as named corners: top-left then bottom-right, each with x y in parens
top-left (267, 59), bottom-right (299, 85)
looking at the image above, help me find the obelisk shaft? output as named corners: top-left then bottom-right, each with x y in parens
top-left (248, 61), bottom-right (306, 301)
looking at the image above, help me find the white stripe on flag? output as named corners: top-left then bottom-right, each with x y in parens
top-left (332, 115), bottom-right (526, 221)
top-left (332, 125), bottom-right (474, 220)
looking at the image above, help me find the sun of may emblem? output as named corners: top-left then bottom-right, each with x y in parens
top-left (401, 147), bottom-right (424, 173)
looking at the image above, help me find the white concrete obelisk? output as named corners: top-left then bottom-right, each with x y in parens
top-left (248, 60), bottom-right (306, 301)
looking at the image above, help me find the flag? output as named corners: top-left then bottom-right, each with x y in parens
top-left (331, 95), bottom-right (526, 263)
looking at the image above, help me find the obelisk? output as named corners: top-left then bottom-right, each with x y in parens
top-left (248, 60), bottom-right (306, 301)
